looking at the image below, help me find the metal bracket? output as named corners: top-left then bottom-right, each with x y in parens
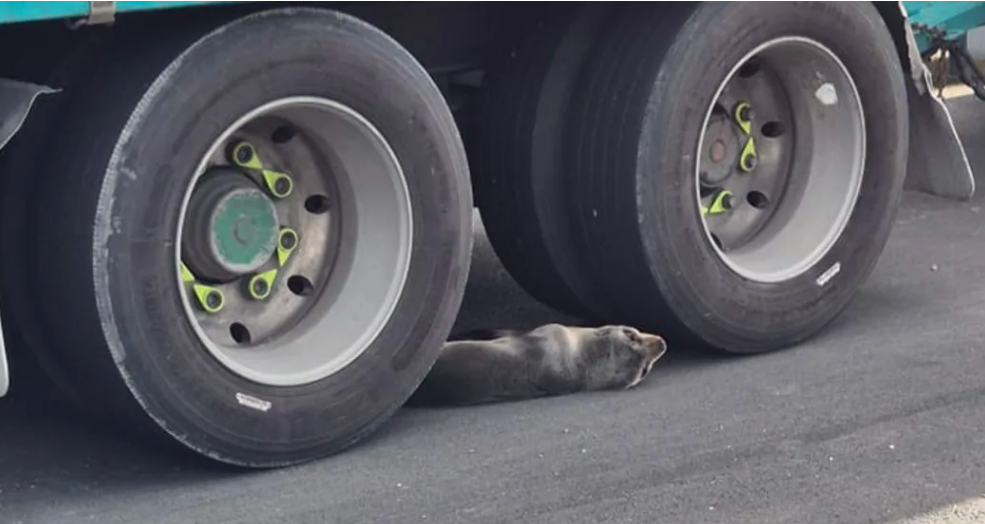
top-left (88, 1), bottom-right (115, 25)
top-left (86, 0), bottom-right (116, 25)
top-left (67, 1), bottom-right (115, 29)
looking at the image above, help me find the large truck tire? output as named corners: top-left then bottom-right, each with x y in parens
top-left (469, 5), bottom-right (613, 320)
top-left (564, 2), bottom-right (908, 353)
top-left (23, 8), bottom-right (472, 467)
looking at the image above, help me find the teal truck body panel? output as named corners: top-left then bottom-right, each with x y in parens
top-left (0, 1), bottom-right (966, 35)
top-left (0, 1), bottom-right (977, 44)
top-left (904, 0), bottom-right (985, 51)
top-left (0, 0), bottom-right (227, 25)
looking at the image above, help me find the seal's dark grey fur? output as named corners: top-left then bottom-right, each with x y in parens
top-left (407, 323), bottom-right (667, 407)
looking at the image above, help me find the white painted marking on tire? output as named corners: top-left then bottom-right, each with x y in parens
top-left (815, 82), bottom-right (838, 106)
top-left (236, 392), bottom-right (272, 412)
top-left (816, 262), bottom-right (841, 287)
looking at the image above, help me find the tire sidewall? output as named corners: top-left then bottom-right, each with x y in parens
top-left (471, 4), bottom-right (615, 320)
top-left (96, 9), bottom-right (471, 462)
top-left (637, 2), bottom-right (907, 350)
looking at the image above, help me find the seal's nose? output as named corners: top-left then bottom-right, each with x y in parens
top-left (640, 333), bottom-right (668, 360)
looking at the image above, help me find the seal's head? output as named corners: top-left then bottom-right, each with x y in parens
top-left (579, 325), bottom-right (668, 391)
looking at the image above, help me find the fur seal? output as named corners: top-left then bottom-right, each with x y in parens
top-left (406, 323), bottom-right (667, 407)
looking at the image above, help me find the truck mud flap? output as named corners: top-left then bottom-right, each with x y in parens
top-left (904, 78), bottom-right (976, 201)
top-left (0, 314), bottom-right (6, 397)
top-left (0, 78), bottom-right (57, 397)
top-left (900, 1), bottom-right (977, 202)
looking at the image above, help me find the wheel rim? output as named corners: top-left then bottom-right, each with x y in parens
top-left (694, 36), bottom-right (866, 283)
top-left (175, 97), bottom-right (413, 387)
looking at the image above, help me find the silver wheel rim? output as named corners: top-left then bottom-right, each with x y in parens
top-left (175, 96), bottom-right (413, 387)
top-left (694, 36), bottom-right (866, 283)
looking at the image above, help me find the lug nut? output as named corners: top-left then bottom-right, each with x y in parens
top-left (252, 278), bottom-right (269, 296)
top-left (234, 143), bottom-right (254, 165)
top-left (742, 154), bottom-right (758, 171)
top-left (721, 193), bottom-right (734, 210)
top-left (280, 231), bottom-right (297, 250)
top-left (274, 177), bottom-right (292, 196)
top-left (247, 269), bottom-right (278, 299)
top-left (738, 105), bottom-right (754, 123)
top-left (206, 291), bottom-right (223, 309)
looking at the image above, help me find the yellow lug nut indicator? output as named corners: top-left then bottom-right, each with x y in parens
top-left (276, 227), bottom-right (299, 267)
top-left (229, 140), bottom-right (294, 199)
top-left (179, 261), bottom-right (196, 283)
top-left (700, 189), bottom-right (734, 216)
top-left (248, 268), bottom-right (279, 301)
top-left (195, 285), bottom-right (226, 314)
top-left (180, 261), bottom-right (225, 313)
top-left (733, 102), bottom-right (758, 172)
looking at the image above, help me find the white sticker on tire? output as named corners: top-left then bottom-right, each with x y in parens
top-left (815, 82), bottom-right (838, 106)
top-left (816, 262), bottom-right (841, 287)
top-left (236, 392), bottom-right (272, 412)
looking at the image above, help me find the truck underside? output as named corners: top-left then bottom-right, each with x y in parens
top-left (0, 1), bottom-right (983, 468)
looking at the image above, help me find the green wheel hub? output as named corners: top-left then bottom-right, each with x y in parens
top-left (182, 167), bottom-right (281, 282)
top-left (210, 188), bottom-right (279, 273)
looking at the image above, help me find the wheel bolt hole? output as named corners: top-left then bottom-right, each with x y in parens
top-left (304, 195), bottom-right (330, 214)
top-left (270, 125), bottom-right (297, 144)
top-left (761, 121), bottom-right (786, 138)
top-left (288, 275), bottom-right (315, 296)
top-left (710, 233), bottom-right (723, 251)
top-left (738, 60), bottom-right (760, 78)
top-left (230, 323), bottom-right (252, 344)
top-left (747, 191), bottom-right (770, 209)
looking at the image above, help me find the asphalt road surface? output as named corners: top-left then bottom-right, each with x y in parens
top-left (5, 95), bottom-right (985, 524)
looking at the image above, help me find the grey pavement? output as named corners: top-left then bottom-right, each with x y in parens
top-left (5, 96), bottom-right (985, 524)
